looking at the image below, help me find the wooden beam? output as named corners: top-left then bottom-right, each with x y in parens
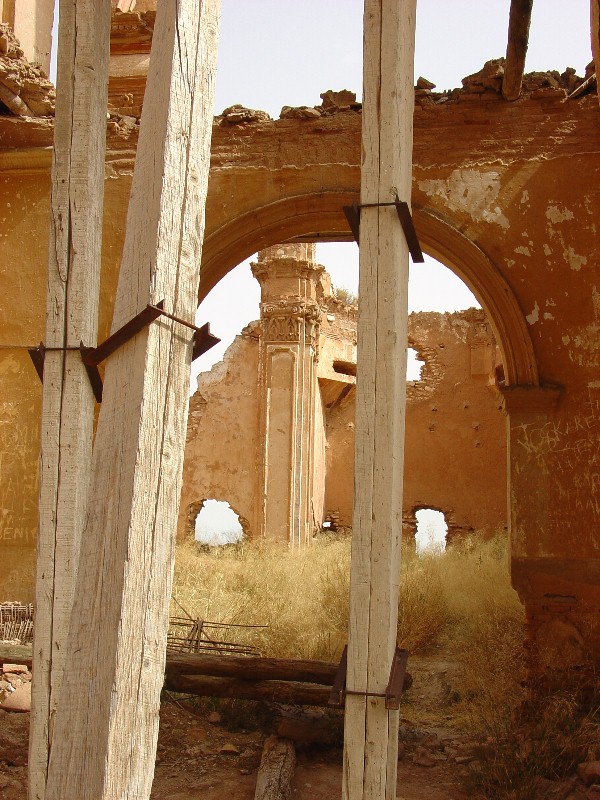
top-left (342, 1), bottom-right (416, 799)
top-left (502, 0), bottom-right (534, 100)
top-left (43, 2), bottom-right (221, 799)
top-left (28, 3), bottom-right (110, 800)
top-left (166, 652), bottom-right (340, 683)
top-left (165, 674), bottom-right (334, 706)
top-left (254, 736), bottom-right (296, 800)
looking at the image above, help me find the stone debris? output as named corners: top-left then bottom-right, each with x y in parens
top-left (219, 743), bottom-right (240, 755)
top-left (280, 105), bottom-right (322, 120)
top-left (461, 58), bottom-right (505, 94)
top-left (417, 76), bottom-right (436, 91)
top-left (318, 88), bottom-right (360, 113)
top-left (0, 23), bottom-right (55, 117)
top-left (0, 662), bottom-right (32, 713)
top-left (219, 104), bottom-right (271, 125)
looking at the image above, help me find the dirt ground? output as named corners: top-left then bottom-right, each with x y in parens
top-left (0, 655), bottom-right (480, 800)
top-left (4, 652), bottom-right (598, 800)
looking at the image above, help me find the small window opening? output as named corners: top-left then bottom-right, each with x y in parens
top-left (195, 500), bottom-right (243, 546)
top-left (407, 347), bottom-right (425, 382)
top-left (415, 508), bottom-right (447, 554)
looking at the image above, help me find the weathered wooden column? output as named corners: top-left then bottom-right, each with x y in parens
top-left (43, 2), bottom-right (221, 799)
top-left (29, 3), bottom-right (111, 799)
top-left (251, 245), bottom-right (323, 546)
top-left (343, 1), bottom-right (416, 799)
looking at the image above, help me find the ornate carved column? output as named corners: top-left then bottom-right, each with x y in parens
top-left (251, 244), bottom-right (323, 546)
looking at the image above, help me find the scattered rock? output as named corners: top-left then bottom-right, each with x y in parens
top-left (2, 664), bottom-right (28, 675)
top-left (207, 711), bottom-right (221, 724)
top-left (220, 743), bottom-right (240, 755)
top-left (0, 682), bottom-right (30, 712)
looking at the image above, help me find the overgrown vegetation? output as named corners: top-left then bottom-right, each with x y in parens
top-left (171, 533), bottom-right (600, 799)
top-left (332, 285), bottom-right (358, 307)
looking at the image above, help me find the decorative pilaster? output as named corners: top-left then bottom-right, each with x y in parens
top-left (251, 244), bottom-right (324, 546)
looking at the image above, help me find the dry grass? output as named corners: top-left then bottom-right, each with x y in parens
top-left (171, 532), bottom-right (600, 799)
top-left (171, 531), bottom-right (520, 666)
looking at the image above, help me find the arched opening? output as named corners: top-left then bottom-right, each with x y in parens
top-left (200, 199), bottom-right (538, 387)
top-left (414, 508), bottom-right (448, 554)
top-left (194, 500), bottom-right (244, 546)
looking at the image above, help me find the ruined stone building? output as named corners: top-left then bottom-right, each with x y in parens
top-left (178, 244), bottom-right (506, 545)
top-left (1, 0), bottom-right (600, 681)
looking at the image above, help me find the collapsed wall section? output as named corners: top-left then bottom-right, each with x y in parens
top-left (178, 255), bottom-right (507, 545)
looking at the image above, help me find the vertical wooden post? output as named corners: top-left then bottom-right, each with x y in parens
top-left (502, 0), bottom-right (533, 101)
top-left (29, 3), bottom-right (110, 799)
top-left (342, 1), bottom-right (416, 799)
top-left (43, 2), bottom-right (221, 799)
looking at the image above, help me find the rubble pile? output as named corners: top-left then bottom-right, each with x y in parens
top-left (0, 24), bottom-right (54, 117)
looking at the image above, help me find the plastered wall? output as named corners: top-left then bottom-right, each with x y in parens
top-left (1, 10), bottom-right (599, 668)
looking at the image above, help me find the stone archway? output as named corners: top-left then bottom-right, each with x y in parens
top-left (200, 195), bottom-right (538, 389)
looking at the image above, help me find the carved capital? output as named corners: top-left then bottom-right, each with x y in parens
top-left (260, 299), bottom-right (321, 348)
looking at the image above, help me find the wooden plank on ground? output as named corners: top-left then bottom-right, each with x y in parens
top-left (502, 0), bottom-right (534, 100)
top-left (254, 736), bottom-right (296, 800)
top-left (28, 3), bottom-right (111, 800)
top-left (43, 2), bottom-right (221, 799)
top-left (342, 1), bottom-right (416, 799)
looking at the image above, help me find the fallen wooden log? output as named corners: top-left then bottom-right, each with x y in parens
top-left (164, 674), bottom-right (333, 706)
top-left (254, 735), bottom-right (296, 800)
top-left (165, 651), bottom-right (339, 683)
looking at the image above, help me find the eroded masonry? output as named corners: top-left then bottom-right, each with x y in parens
top-left (179, 244), bottom-right (507, 546)
top-left (1, 2), bottom-right (600, 685)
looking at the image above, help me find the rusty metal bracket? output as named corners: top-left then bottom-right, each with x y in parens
top-left (327, 645), bottom-right (409, 710)
top-left (27, 343), bottom-right (45, 383)
top-left (27, 299), bottom-right (220, 404)
top-left (342, 196), bottom-right (425, 263)
top-left (328, 644), bottom-right (348, 708)
top-left (384, 647), bottom-right (409, 710)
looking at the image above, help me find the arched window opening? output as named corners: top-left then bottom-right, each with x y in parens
top-left (415, 508), bottom-right (447, 554)
top-left (194, 499), bottom-right (244, 546)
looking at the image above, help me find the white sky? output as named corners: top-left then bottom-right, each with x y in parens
top-left (193, 0), bottom-right (592, 388)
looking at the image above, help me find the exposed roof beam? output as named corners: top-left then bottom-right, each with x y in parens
top-left (502, 0), bottom-right (534, 100)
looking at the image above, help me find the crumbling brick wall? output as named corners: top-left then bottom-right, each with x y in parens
top-left (177, 276), bottom-right (506, 544)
